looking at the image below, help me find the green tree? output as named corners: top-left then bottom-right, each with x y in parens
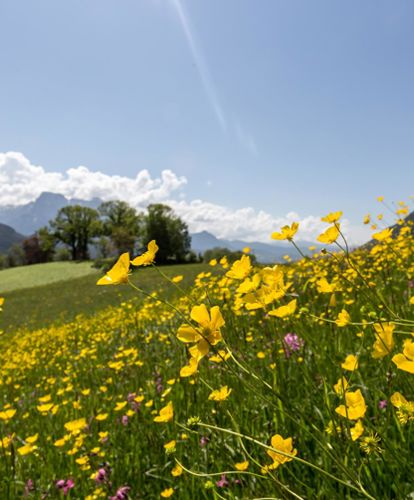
top-left (98, 200), bottom-right (142, 255)
top-left (142, 204), bottom-right (191, 264)
top-left (50, 205), bottom-right (102, 261)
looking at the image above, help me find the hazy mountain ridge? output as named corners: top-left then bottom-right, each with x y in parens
top-left (0, 192), bottom-right (102, 235)
top-left (0, 223), bottom-right (25, 253)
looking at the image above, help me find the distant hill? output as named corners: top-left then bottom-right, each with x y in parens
top-left (0, 192), bottom-right (102, 235)
top-left (0, 223), bottom-right (26, 253)
top-left (191, 230), bottom-right (319, 263)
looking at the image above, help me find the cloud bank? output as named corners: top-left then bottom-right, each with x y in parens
top-left (0, 152), bottom-right (370, 244)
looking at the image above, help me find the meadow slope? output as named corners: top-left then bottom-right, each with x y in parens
top-left (0, 215), bottom-right (413, 499)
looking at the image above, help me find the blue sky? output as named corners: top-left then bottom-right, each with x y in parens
top-left (0, 0), bottom-right (413, 242)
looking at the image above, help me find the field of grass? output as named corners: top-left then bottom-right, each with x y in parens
top-left (0, 214), bottom-right (413, 500)
top-left (0, 263), bottom-right (208, 332)
top-left (0, 261), bottom-right (97, 293)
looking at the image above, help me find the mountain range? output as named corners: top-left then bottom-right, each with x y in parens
top-left (0, 192), bottom-right (323, 262)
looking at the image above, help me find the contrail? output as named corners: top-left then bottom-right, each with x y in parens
top-left (169, 0), bottom-right (227, 132)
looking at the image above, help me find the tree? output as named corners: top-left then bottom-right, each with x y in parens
top-left (22, 234), bottom-right (53, 265)
top-left (98, 200), bottom-right (142, 255)
top-left (142, 204), bottom-right (191, 264)
top-left (50, 205), bottom-right (102, 261)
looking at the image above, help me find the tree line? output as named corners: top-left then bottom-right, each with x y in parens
top-left (1, 202), bottom-right (195, 268)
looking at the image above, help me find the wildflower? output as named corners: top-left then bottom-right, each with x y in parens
top-left (94, 468), bottom-right (108, 484)
top-left (199, 436), bottom-right (209, 447)
top-left (171, 464), bottom-right (183, 477)
top-left (64, 418), bottom-right (87, 434)
top-left (317, 224), bottom-right (340, 244)
top-left (235, 460), bottom-right (249, 471)
top-left (335, 389), bottom-right (367, 420)
top-left (372, 228), bottom-right (393, 242)
top-left (271, 222), bottom-right (299, 241)
top-left (269, 299), bottom-right (297, 318)
top-left (390, 392), bottom-right (414, 424)
top-left (216, 474), bottom-right (229, 488)
top-left (335, 309), bottom-right (350, 327)
top-left (0, 297), bottom-right (4, 311)
top-left (208, 386), bottom-right (232, 402)
top-left (0, 409), bottom-right (16, 421)
top-left (24, 479), bottom-right (34, 497)
top-left (131, 240), bottom-right (158, 267)
top-left (266, 434), bottom-right (297, 469)
top-left (226, 255), bottom-right (252, 280)
top-left (283, 332), bottom-right (304, 357)
top-left (378, 399), bottom-right (387, 409)
top-left (110, 486), bottom-right (130, 500)
top-left (333, 377), bottom-right (349, 395)
top-left (392, 339), bottom-right (414, 374)
top-left (372, 323), bottom-right (395, 359)
top-left (341, 354), bottom-right (358, 371)
top-left (171, 275), bottom-right (183, 283)
top-left (359, 432), bottom-right (383, 455)
top-left (163, 440), bottom-right (176, 453)
top-left (160, 487), bottom-right (174, 497)
top-left (321, 211), bottom-right (343, 223)
top-left (56, 479), bottom-right (75, 495)
top-left (121, 415), bottom-right (128, 426)
top-left (177, 305), bottom-right (224, 372)
top-left (17, 443), bottom-right (37, 456)
top-left (350, 420), bottom-right (364, 441)
top-left (154, 401), bottom-right (174, 423)
top-left (97, 253), bottom-right (130, 285)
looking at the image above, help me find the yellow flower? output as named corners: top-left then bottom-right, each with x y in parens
top-left (208, 386), bottom-right (232, 402)
top-left (171, 464), bottom-right (183, 477)
top-left (160, 488), bottom-right (174, 498)
top-left (0, 409), bottom-right (16, 421)
top-left (271, 222), bottom-right (299, 241)
top-left (177, 305), bottom-right (224, 366)
top-left (26, 433), bottom-right (38, 444)
top-left (179, 357), bottom-right (199, 378)
top-left (226, 255), bottom-right (252, 280)
top-left (64, 418), bottom-right (87, 433)
top-left (114, 401), bottom-right (128, 411)
top-left (243, 246), bottom-right (251, 254)
top-left (321, 211), bottom-right (343, 223)
top-left (171, 275), bottom-right (183, 283)
top-left (235, 460), bottom-right (249, 471)
top-left (163, 440), bottom-right (176, 453)
top-left (268, 299), bottom-right (297, 318)
top-left (154, 401), bottom-right (174, 423)
top-left (335, 309), bottom-right (350, 327)
top-left (97, 253), bottom-right (130, 285)
top-left (131, 240), bottom-right (158, 267)
top-left (266, 434), bottom-right (297, 469)
top-left (0, 297), bottom-right (4, 311)
top-left (317, 224), bottom-right (340, 244)
top-left (372, 228), bottom-right (393, 242)
top-left (335, 390), bottom-right (367, 420)
top-left (372, 323), bottom-right (395, 359)
top-left (350, 420), bottom-right (364, 441)
top-left (341, 354), bottom-right (358, 371)
top-left (392, 339), bottom-right (414, 374)
top-left (95, 413), bottom-right (108, 421)
top-left (410, 296), bottom-right (414, 305)
top-left (209, 350), bottom-right (230, 363)
top-left (316, 278), bottom-right (336, 294)
top-left (333, 377), bottom-right (349, 395)
top-left (17, 443), bottom-right (37, 456)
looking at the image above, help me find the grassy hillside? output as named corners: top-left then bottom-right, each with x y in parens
top-left (0, 262), bottom-right (208, 332)
top-left (0, 261), bottom-right (97, 293)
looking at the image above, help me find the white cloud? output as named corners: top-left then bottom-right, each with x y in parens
top-left (0, 151), bottom-right (186, 207)
top-left (168, 199), bottom-right (370, 244)
top-left (0, 151), bottom-right (371, 245)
